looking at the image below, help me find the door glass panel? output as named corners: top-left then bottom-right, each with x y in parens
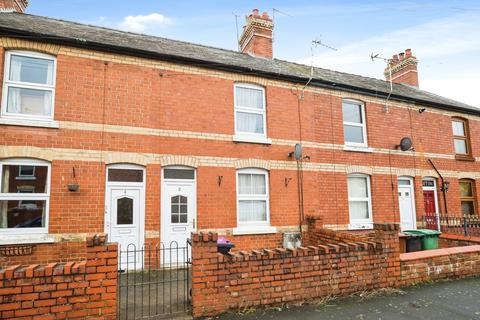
top-left (117, 197), bottom-right (133, 225)
top-left (108, 169), bottom-right (143, 182)
top-left (171, 195), bottom-right (188, 223)
top-left (164, 169), bottom-right (194, 180)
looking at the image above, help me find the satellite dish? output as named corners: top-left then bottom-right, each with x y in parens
top-left (399, 137), bottom-right (412, 151)
top-left (294, 143), bottom-right (302, 160)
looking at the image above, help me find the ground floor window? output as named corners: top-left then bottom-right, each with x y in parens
top-left (347, 174), bottom-right (373, 229)
top-left (236, 168), bottom-right (270, 227)
top-left (459, 179), bottom-right (476, 216)
top-left (0, 159), bottom-right (50, 233)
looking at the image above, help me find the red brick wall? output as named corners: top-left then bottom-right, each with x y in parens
top-left (0, 234), bottom-right (117, 319)
top-left (1, 41), bottom-right (480, 256)
top-left (190, 224), bottom-right (400, 318)
top-left (400, 245), bottom-right (480, 286)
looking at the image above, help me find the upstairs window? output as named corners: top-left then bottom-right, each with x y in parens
top-left (1, 51), bottom-right (56, 121)
top-left (236, 168), bottom-right (269, 227)
top-left (452, 118), bottom-right (471, 157)
top-left (234, 83), bottom-right (267, 142)
top-left (0, 159), bottom-right (50, 233)
top-left (459, 179), bottom-right (476, 216)
top-left (342, 100), bottom-right (367, 147)
top-left (347, 174), bottom-right (373, 229)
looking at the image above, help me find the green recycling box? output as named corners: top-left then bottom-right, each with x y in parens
top-left (403, 229), bottom-right (441, 250)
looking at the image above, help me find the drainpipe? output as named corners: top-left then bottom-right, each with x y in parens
top-left (428, 159), bottom-right (448, 231)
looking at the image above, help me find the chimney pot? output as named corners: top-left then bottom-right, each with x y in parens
top-left (0, 0), bottom-right (28, 13)
top-left (385, 48), bottom-right (419, 87)
top-left (239, 8), bottom-right (274, 59)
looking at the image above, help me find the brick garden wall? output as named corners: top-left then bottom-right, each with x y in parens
top-left (0, 234), bottom-right (117, 319)
top-left (400, 245), bottom-right (480, 286)
top-left (190, 223), bottom-right (400, 318)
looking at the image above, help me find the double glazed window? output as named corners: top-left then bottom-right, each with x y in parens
top-left (459, 179), bottom-right (476, 216)
top-left (236, 169), bottom-right (269, 226)
top-left (343, 100), bottom-right (367, 147)
top-left (452, 118), bottom-right (471, 157)
top-left (347, 174), bottom-right (373, 228)
top-left (0, 159), bottom-right (50, 233)
top-left (1, 51), bottom-right (56, 120)
top-left (234, 84), bottom-right (267, 141)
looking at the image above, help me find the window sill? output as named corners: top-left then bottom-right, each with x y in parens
top-left (348, 223), bottom-right (373, 230)
top-left (233, 226), bottom-right (277, 235)
top-left (0, 234), bottom-right (55, 245)
top-left (455, 154), bottom-right (475, 162)
top-left (343, 145), bottom-right (373, 153)
top-left (0, 117), bottom-right (60, 129)
top-left (233, 135), bottom-right (272, 145)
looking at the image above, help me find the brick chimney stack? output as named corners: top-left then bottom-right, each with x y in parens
top-left (239, 9), bottom-right (274, 59)
top-left (384, 49), bottom-right (419, 87)
top-left (0, 0), bottom-right (28, 13)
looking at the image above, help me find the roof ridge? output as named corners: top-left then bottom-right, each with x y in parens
top-left (12, 12), bottom-right (247, 58)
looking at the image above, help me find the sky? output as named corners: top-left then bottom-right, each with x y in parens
top-left (27, 0), bottom-right (480, 108)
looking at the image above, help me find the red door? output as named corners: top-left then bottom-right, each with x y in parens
top-left (423, 190), bottom-right (437, 229)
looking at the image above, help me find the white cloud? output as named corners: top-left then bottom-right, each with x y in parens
top-left (119, 13), bottom-right (172, 33)
top-left (298, 12), bottom-right (480, 108)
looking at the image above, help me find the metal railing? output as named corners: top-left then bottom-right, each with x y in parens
top-left (117, 241), bottom-right (191, 319)
top-left (421, 214), bottom-right (480, 236)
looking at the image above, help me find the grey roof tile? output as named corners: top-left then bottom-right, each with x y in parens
top-left (0, 12), bottom-right (477, 114)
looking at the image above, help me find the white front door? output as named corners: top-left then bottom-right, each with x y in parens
top-left (161, 167), bottom-right (196, 264)
top-left (105, 165), bottom-right (145, 270)
top-left (398, 177), bottom-right (416, 231)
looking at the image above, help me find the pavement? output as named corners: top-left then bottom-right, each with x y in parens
top-left (212, 277), bottom-right (480, 320)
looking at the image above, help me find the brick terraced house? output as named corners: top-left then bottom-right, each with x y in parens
top-left (0, 2), bottom-right (479, 265)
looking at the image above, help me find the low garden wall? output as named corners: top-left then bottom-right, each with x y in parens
top-left (190, 223), bottom-right (400, 318)
top-left (0, 234), bottom-right (117, 320)
top-left (400, 245), bottom-right (480, 285)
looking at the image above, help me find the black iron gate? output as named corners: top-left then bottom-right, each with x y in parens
top-left (117, 241), bottom-right (192, 319)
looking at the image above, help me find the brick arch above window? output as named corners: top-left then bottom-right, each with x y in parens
top-left (345, 165), bottom-right (372, 175)
top-left (105, 153), bottom-right (149, 166)
top-left (458, 172), bottom-right (478, 180)
top-left (1, 37), bottom-right (61, 55)
top-left (0, 146), bottom-right (55, 161)
top-left (160, 155), bottom-right (199, 168)
top-left (393, 168), bottom-right (416, 177)
top-left (235, 158), bottom-right (270, 171)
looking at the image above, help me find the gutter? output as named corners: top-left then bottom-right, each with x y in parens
top-left (0, 27), bottom-right (478, 116)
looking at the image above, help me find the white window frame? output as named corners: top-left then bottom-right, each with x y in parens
top-left (347, 173), bottom-right (373, 230)
top-left (0, 158), bottom-right (51, 234)
top-left (234, 168), bottom-right (276, 235)
top-left (1, 50), bottom-right (58, 127)
top-left (233, 83), bottom-right (271, 144)
top-left (342, 99), bottom-right (368, 148)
